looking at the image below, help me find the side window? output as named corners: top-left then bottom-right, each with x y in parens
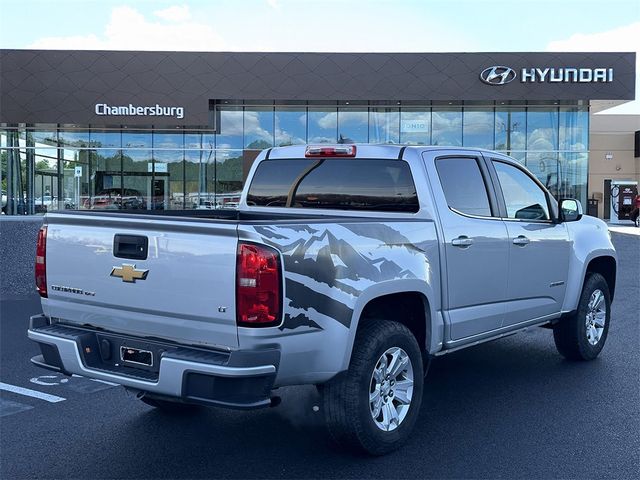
top-left (493, 161), bottom-right (550, 221)
top-left (435, 157), bottom-right (492, 217)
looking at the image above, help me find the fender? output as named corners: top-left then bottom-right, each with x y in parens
top-left (339, 278), bottom-right (444, 372)
top-left (562, 216), bottom-right (617, 313)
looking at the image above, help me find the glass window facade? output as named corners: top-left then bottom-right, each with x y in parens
top-left (0, 104), bottom-right (590, 215)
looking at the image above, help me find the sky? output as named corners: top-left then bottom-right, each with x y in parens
top-left (0, 0), bottom-right (639, 113)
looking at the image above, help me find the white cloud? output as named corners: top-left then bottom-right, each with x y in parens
top-left (266, 0), bottom-right (281, 9)
top-left (28, 5), bottom-right (225, 51)
top-left (546, 22), bottom-right (640, 53)
top-left (547, 22), bottom-right (640, 115)
top-left (316, 112), bottom-right (337, 130)
top-left (154, 5), bottom-right (191, 22)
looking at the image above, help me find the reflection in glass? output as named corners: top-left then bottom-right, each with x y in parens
top-left (244, 107), bottom-right (274, 149)
top-left (432, 109), bottom-right (462, 146)
top-left (463, 109), bottom-right (494, 149)
top-left (216, 149), bottom-right (243, 208)
top-left (308, 108), bottom-right (337, 143)
top-left (369, 108), bottom-right (399, 144)
top-left (559, 108), bottom-right (588, 151)
top-left (436, 158), bottom-right (492, 216)
top-left (153, 131), bottom-right (184, 150)
top-left (122, 131), bottom-right (151, 172)
top-left (90, 130), bottom-right (121, 149)
top-left (58, 130), bottom-right (90, 148)
top-left (275, 107), bottom-right (307, 146)
top-left (89, 148), bottom-right (121, 210)
top-left (400, 109), bottom-right (430, 145)
top-left (60, 147), bottom-right (90, 211)
top-left (185, 145), bottom-right (211, 209)
top-left (559, 152), bottom-right (588, 205)
top-left (247, 159), bottom-right (418, 212)
top-left (526, 152), bottom-right (559, 197)
top-left (338, 108), bottom-right (368, 143)
top-left (30, 143), bottom-right (57, 214)
top-left (153, 132), bottom-right (185, 208)
top-left (120, 131), bottom-right (152, 209)
top-left (152, 149), bottom-right (184, 210)
top-left (34, 150), bottom-right (58, 215)
top-left (0, 108), bottom-right (592, 216)
top-left (217, 108), bottom-right (243, 149)
top-left (31, 129), bottom-right (58, 147)
top-left (494, 160), bottom-right (551, 220)
top-left (495, 109), bottom-right (526, 152)
top-left (510, 151), bottom-right (526, 166)
top-left (527, 108), bottom-right (558, 151)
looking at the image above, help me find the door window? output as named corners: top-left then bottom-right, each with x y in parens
top-left (493, 160), bottom-right (550, 220)
top-left (435, 157), bottom-right (492, 217)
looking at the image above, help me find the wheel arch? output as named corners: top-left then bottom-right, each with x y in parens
top-left (340, 280), bottom-right (442, 372)
top-left (585, 255), bottom-right (617, 301)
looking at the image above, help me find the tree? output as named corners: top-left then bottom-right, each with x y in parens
top-left (245, 140), bottom-right (272, 150)
top-left (1, 151), bottom-right (6, 191)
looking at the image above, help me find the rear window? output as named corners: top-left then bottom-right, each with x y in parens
top-left (246, 158), bottom-right (419, 212)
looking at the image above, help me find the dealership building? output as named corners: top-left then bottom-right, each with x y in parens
top-left (0, 49), bottom-right (637, 217)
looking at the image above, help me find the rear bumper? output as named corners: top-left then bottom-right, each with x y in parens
top-left (28, 315), bottom-right (279, 409)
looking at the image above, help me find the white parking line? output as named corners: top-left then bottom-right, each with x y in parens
top-left (0, 382), bottom-right (66, 403)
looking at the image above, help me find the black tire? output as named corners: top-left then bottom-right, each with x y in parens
top-left (553, 273), bottom-right (611, 361)
top-left (322, 319), bottom-right (424, 456)
top-left (139, 395), bottom-right (200, 413)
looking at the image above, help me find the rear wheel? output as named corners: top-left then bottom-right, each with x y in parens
top-left (322, 319), bottom-right (424, 455)
top-left (553, 273), bottom-right (611, 361)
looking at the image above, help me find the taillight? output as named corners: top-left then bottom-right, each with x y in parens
top-left (305, 145), bottom-right (356, 157)
top-left (35, 225), bottom-right (47, 298)
top-left (236, 242), bottom-right (281, 327)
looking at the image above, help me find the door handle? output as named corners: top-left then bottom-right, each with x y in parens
top-left (451, 236), bottom-right (473, 248)
top-left (512, 235), bottom-right (530, 246)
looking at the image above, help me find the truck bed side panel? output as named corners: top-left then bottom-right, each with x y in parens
top-left (238, 219), bottom-right (439, 385)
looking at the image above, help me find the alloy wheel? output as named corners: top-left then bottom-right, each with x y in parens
top-left (369, 347), bottom-right (414, 432)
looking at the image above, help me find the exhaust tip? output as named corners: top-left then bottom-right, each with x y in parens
top-left (269, 396), bottom-right (281, 408)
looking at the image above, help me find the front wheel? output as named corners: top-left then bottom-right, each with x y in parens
top-left (553, 273), bottom-right (611, 361)
top-left (322, 319), bottom-right (424, 455)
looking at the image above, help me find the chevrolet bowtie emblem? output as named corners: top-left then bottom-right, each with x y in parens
top-left (110, 264), bottom-right (149, 283)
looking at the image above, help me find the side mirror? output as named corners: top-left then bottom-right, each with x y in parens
top-left (559, 198), bottom-right (583, 222)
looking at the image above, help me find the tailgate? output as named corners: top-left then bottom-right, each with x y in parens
top-left (42, 213), bottom-right (239, 349)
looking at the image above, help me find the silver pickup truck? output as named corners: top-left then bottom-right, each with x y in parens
top-left (29, 145), bottom-right (616, 455)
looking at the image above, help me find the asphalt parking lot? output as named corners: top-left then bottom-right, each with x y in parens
top-left (1, 232), bottom-right (638, 479)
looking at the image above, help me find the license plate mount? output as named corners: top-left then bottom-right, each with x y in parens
top-left (120, 346), bottom-right (153, 367)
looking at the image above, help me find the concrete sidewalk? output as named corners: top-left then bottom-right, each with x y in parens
top-left (608, 224), bottom-right (640, 236)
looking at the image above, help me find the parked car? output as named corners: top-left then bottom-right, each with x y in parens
top-left (28, 145), bottom-right (616, 455)
top-left (90, 188), bottom-right (146, 210)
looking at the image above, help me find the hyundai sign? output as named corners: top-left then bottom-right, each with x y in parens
top-left (481, 66), bottom-right (615, 85)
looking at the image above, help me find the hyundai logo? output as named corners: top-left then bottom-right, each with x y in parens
top-left (480, 66), bottom-right (517, 85)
